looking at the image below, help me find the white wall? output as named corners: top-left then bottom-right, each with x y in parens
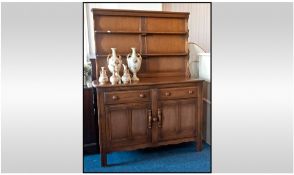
top-left (163, 3), bottom-right (211, 52)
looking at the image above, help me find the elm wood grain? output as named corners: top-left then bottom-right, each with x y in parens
top-left (159, 86), bottom-right (199, 100)
top-left (94, 16), bottom-right (140, 32)
top-left (146, 35), bottom-right (186, 54)
top-left (146, 17), bottom-right (187, 32)
top-left (94, 79), bottom-right (203, 166)
top-left (95, 34), bottom-right (141, 55)
top-left (158, 99), bottom-right (197, 142)
top-left (104, 89), bottom-right (150, 105)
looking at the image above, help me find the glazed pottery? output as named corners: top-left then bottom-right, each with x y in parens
top-left (127, 47), bottom-right (142, 81)
top-left (98, 67), bottom-right (108, 85)
top-left (121, 64), bottom-right (131, 84)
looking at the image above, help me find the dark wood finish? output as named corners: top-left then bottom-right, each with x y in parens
top-left (93, 78), bottom-right (203, 166)
top-left (159, 86), bottom-right (198, 100)
top-left (83, 88), bottom-right (98, 154)
top-left (91, 9), bottom-right (204, 167)
top-left (104, 89), bottom-right (150, 105)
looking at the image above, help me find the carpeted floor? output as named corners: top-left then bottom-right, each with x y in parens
top-left (84, 142), bottom-right (211, 172)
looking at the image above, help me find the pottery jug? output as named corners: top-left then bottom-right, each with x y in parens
top-left (121, 64), bottom-right (131, 84)
top-left (127, 47), bottom-right (142, 81)
top-left (107, 48), bottom-right (122, 75)
top-left (98, 67), bottom-right (108, 85)
top-left (110, 65), bottom-right (120, 85)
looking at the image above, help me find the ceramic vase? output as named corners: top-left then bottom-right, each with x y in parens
top-left (110, 65), bottom-right (120, 85)
top-left (98, 67), bottom-right (108, 85)
top-left (127, 47), bottom-right (142, 82)
top-left (107, 48), bottom-right (122, 76)
top-left (121, 64), bottom-right (131, 84)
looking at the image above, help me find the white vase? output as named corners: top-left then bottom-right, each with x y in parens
top-left (121, 64), bottom-right (131, 84)
top-left (107, 48), bottom-right (122, 76)
top-left (109, 65), bottom-right (120, 85)
top-left (127, 48), bottom-right (142, 82)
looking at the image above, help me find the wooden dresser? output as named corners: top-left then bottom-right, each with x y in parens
top-left (91, 9), bottom-right (204, 166)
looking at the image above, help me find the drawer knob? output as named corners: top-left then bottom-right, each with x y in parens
top-left (165, 92), bottom-right (171, 96)
top-left (152, 117), bottom-right (158, 122)
top-left (188, 90), bottom-right (194, 94)
top-left (139, 94), bottom-right (145, 98)
top-left (112, 95), bottom-right (118, 100)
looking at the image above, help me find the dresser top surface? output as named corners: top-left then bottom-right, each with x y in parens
top-left (92, 76), bottom-right (204, 88)
top-left (92, 8), bottom-right (189, 18)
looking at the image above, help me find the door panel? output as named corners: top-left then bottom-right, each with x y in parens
top-left (105, 103), bottom-right (151, 148)
top-left (180, 102), bottom-right (196, 131)
top-left (158, 99), bottom-right (197, 142)
top-left (109, 110), bottom-right (129, 140)
top-left (132, 108), bottom-right (148, 137)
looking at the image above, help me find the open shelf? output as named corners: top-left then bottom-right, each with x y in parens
top-left (96, 53), bottom-right (188, 58)
top-left (95, 30), bottom-right (188, 35)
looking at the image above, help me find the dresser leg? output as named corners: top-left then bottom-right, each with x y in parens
top-left (196, 140), bottom-right (203, 152)
top-left (101, 152), bottom-right (107, 167)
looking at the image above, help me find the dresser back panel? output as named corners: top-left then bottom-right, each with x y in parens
top-left (94, 16), bottom-right (141, 32)
top-left (146, 17), bottom-right (187, 32)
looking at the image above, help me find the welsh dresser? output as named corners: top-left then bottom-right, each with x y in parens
top-left (91, 8), bottom-right (204, 166)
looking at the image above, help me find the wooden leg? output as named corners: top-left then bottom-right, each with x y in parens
top-left (101, 152), bottom-right (107, 167)
top-left (196, 139), bottom-right (203, 152)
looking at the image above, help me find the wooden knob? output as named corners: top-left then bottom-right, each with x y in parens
top-left (188, 90), bottom-right (193, 94)
top-left (139, 94), bottom-right (145, 98)
top-left (165, 92), bottom-right (171, 96)
top-left (112, 95), bottom-right (118, 100)
top-left (152, 117), bottom-right (158, 122)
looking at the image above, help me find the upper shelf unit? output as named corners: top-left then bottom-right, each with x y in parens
top-left (92, 8), bottom-right (190, 78)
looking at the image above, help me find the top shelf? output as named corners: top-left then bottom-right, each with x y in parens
top-left (95, 30), bottom-right (188, 35)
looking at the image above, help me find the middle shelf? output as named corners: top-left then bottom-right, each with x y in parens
top-left (95, 30), bottom-right (188, 35)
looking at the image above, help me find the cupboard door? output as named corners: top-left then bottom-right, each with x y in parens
top-left (158, 99), bottom-right (197, 142)
top-left (105, 103), bottom-right (151, 150)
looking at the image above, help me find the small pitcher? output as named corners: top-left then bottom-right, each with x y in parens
top-left (121, 64), bottom-right (131, 84)
top-left (98, 67), bottom-right (108, 85)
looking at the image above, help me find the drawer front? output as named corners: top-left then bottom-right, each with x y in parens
top-left (159, 86), bottom-right (198, 100)
top-left (104, 90), bottom-right (150, 104)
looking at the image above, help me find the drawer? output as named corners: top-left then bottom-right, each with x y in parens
top-left (159, 86), bottom-right (198, 100)
top-left (104, 90), bottom-right (151, 104)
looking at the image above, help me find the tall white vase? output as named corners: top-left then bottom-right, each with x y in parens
top-left (127, 48), bottom-right (142, 82)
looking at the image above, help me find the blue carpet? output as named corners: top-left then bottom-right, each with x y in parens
top-left (84, 142), bottom-right (211, 172)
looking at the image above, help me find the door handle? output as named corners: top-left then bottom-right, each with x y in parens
top-left (148, 109), bottom-right (152, 129)
top-left (157, 108), bottom-right (162, 128)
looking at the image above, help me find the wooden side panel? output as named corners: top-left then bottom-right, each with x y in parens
top-left (146, 35), bottom-right (186, 53)
top-left (95, 34), bottom-right (141, 55)
top-left (146, 17), bottom-right (187, 32)
top-left (94, 16), bottom-right (141, 32)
